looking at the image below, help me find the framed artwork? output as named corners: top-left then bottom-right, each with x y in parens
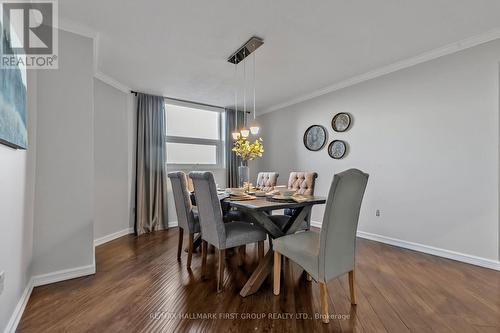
top-left (303, 125), bottom-right (327, 151)
top-left (0, 21), bottom-right (28, 149)
top-left (328, 140), bottom-right (347, 159)
top-left (332, 113), bottom-right (351, 132)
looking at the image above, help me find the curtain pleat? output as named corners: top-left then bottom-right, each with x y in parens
top-left (225, 109), bottom-right (244, 188)
top-left (135, 93), bottom-right (168, 235)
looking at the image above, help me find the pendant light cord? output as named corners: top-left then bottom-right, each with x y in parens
top-left (234, 55), bottom-right (238, 130)
top-left (253, 50), bottom-right (256, 120)
top-left (243, 48), bottom-right (246, 127)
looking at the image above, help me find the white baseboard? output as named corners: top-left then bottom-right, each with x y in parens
top-left (94, 228), bottom-right (134, 247)
top-left (168, 221), bottom-right (179, 228)
top-left (4, 221), bottom-right (186, 332)
top-left (4, 265), bottom-right (96, 332)
top-left (4, 278), bottom-right (34, 333)
top-left (357, 231), bottom-right (500, 271)
top-left (94, 223), bottom-right (178, 247)
top-left (310, 220), bottom-right (322, 229)
top-left (311, 221), bottom-right (500, 271)
top-left (32, 264), bottom-right (96, 287)
top-left (155, 221), bottom-right (179, 229)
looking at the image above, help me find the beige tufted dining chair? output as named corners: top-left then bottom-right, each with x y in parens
top-left (269, 171), bottom-right (318, 230)
top-left (255, 172), bottom-right (279, 191)
top-left (287, 171), bottom-right (318, 195)
top-left (273, 169), bottom-right (369, 323)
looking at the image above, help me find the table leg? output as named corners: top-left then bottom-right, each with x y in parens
top-left (239, 205), bottom-right (315, 297)
top-left (244, 209), bottom-right (284, 239)
top-left (283, 206), bottom-right (312, 234)
top-left (239, 249), bottom-right (274, 297)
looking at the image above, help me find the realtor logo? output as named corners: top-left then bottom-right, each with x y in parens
top-left (1, 0), bottom-right (58, 68)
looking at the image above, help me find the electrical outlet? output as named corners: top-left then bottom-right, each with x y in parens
top-left (0, 271), bottom-right (4, 295)
top-left (376, 209), bottom-right (380, 217)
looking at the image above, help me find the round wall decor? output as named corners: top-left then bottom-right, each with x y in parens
top-left (332, 113), bottom-right (351, 132)
top-left (328, 140), bottom-right (347, 159)
top-left (303, 125), bottom-right (327, 151)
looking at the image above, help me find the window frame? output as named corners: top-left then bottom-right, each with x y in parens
top-left (165, 99), bottom-right (225, 170)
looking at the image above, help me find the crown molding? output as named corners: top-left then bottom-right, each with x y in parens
top-left (95, 71), bottom-right (132, 93)
top-left (58, 18), bottom-right (132, 94)
top-left (58, 18), bottom-right (98, 39)
top-left (261, 28), bottom-right (500, 115)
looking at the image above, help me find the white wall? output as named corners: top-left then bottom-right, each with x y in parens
top-left (256, 39), bottom-right (500, 261)
top-left (0, 71), bottom-right (37, 331)
top-left (93, 79), bottom-right (135, 239)
top-left (32, 30), bottom-right (95, 275)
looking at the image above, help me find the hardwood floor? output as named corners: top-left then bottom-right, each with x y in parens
top-left (18, 228), bottom-right (500, 332)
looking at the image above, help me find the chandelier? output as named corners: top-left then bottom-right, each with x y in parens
top-left (229, 37), bottom-right (264, 140)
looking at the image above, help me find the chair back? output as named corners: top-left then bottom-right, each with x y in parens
top-left (189, 171), bottom-right (226, 248)
top-left (256, 172), bottom-right (279, 191)
top-left (168, 172), bottom-right (197, 232)
top-left (288, 172), bottom-right (318, 195)
top-left (319, 169), bottom-right (369, 282)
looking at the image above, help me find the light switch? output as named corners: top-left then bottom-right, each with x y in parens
top-left (0, 271), bottom-right (4, 295)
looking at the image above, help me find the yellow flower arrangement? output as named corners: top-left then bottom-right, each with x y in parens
top-left (232, 137), bottom-right (264, 161)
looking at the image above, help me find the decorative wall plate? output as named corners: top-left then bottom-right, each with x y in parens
top-left (303, 125), bottom-right (327, 151)
top-left (332, 113), bottom-right (351, 132)
top-left (328, 140), bottom-right (347, 159)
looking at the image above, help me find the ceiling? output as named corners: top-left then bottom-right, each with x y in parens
top-left (59, 0), bottom-right (500, 113)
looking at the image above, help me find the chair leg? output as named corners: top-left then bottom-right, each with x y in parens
top-left (201, 240), bottom-right (207, 280)
top-left (348, 270), bottom-right (356, 305)
top-left (217, 249), bottom-right (225, 293)
top-left (258, 241), bottom-right (264, 260)
top-left (177, 228), bottom-right (184, 261)
top-left (273, 251), bottom-right (281, 295)
top-left (237, 245), bottom-right (246, 266)
top-left (319, 282), bottom-right (329, 323)
top-left (187, 233), bottom-right (194, 269)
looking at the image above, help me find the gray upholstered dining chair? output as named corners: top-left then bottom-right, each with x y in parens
top-left (255, 172), bottom-right (279, 191)
top-left (269, 171), bottom-right (318, 230)
top-left (189, 171), bottom-right (267, 292)
top-left (168, 171), bottom-right (201, 269)
top-left (273, 169), bottom-right (369, 323)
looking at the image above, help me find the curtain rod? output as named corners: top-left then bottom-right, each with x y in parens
top-left (130, 90), bottom-right (250, 113)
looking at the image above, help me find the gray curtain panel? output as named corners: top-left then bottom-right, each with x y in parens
top-left (225, 109), bottom-right (245, 188)
top-left (135, 93), bottom-right (168, 235)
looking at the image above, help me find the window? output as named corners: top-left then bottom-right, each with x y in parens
top-left (165, 100), bottom-right (225, 168)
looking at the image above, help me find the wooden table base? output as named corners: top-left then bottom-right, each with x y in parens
top-left (239, 250), bottom-right (274, 297)
top-left (239, 205), bottom-right (313, 297)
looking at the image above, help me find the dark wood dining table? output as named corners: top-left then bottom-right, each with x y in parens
top-left (227, 196), bottom-right (326, 297)
top-left (190, 191), bottom-right (326, 296)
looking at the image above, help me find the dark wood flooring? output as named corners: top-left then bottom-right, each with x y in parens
top-left (18, 228), bottom-right (500, 332)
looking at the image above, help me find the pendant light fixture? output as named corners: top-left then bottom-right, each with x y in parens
top-left (240, 48), bottom-right (250, 138)
top-left (249, 50), bottom-right (260, 135)
top-left (228, 37), bottom-right (263, 140)
top-left (231, 55), bottom-right (241, 140)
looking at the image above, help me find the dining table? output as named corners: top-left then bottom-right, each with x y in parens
top-left (227, 195), bottom-right (326, 297)
top-left (190, 190), bottom-right (326, 297)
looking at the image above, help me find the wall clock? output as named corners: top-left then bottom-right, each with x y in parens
top-left (332, 113), bottom-right (351, 132)
top-left (303, 125), bottom-right (327, 151)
